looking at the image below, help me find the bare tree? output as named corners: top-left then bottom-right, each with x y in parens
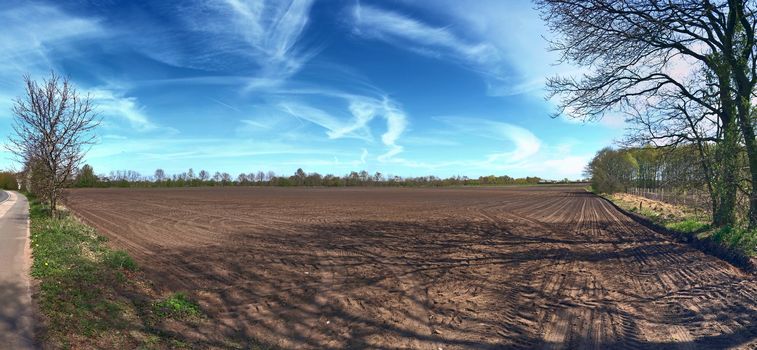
top-left (536, 0), bottom-right (757, 227)
top-left (8, 72), bottom-right (99, 217)
top-left (154, 168), bottom-right (166, 182)
top-left (221, 172), bottom-right (232, 186)
top-left (198, 169), bottom-right (209, 182)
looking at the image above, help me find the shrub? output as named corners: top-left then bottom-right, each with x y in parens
top-left (153, 293), bottom-right (200, 319)
top-left (665, 219), bottom-right (710, 234)
top-left (103, 250), bottom-right (138, 271)
top-left (712, 226), bottom-right (757, 256)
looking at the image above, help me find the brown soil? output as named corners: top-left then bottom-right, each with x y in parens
top-left (64, 186), bottom-right (757, 349)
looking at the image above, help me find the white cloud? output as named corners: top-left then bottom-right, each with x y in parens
top-left (225, 0), bottom-right (316, 90)
top-left (240, 119), bottom-right (273, 129)
top-left (350, 4), bottom-right (507, 91)
top-left (278, 94), bottom-right (408, 160)
top-left (89, 88), bottom-right (161, 132)
top-left (0, 3), bottom-right (104, 120)
top-left (0, 4), bottom-right (102, 70)
top-left (375, 116), bottom-right (591, 179)
top-left (351, 4), bottom-right (497, 64)
top-left (360, 148), bottom-right (368, 164)
top-left (483, 123), bottom-right (542, 163)
top-left (436, 117), bottom-right (541, 163)
top-left (279, 101), bottom-right (373, 141)
top-left (140, 0), bottom-right (316, 90)
top-left (349, 2), bottom-right (576, 97)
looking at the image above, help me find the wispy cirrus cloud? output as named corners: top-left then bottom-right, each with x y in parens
top-left (89, 87), bottom-right (179, 136)
top-left (89, 89), bottom-right (155, 132)
top-left (349, 1), bottom-right (573, 97)
top-left (136, 0), bottom-right (317, 90)
top-left (349, 3), bottom-right (516, 95)
top-left (436, 116), bottom-right (541, 163)
top-left (223, 0), bottom-right (317, 90)
top-left (0, 3), bottom-right (103, 72)
top-left (351, 4), bottom-right (498, 65)
top-left (376, 116), bottom-right (590, 179)
top-left (0, 2), bottom-right (104, 117)
top-left (278, 94), bottom-right (408, 161)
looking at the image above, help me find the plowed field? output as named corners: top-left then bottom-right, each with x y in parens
top-left (65, 186), bottom-right (757, 349)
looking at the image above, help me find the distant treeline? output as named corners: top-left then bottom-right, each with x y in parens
top-left (70, 165), bottom-right (558, 188)
top-left (585, 146), bottom-right (708, 194)
top-left (585, 144), bottom-right (752, 222)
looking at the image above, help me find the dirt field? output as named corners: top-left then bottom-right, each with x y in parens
top-left (65, 186), bottom-right (757, 349)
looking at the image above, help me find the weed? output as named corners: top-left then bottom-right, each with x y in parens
top-left (712, 226), bottom-right (757, 256)
top-left (665, 219), bottom-right (710, 234)
top-left (104, 250), bottom-right (138, 271)
top-left (153, 292), bottom-right (201, 319)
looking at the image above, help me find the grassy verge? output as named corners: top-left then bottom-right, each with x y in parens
top-left (607, 192), bottom-right (710, 233)
top-left (27, 194), bottom-right (217, 349)
top-left (711, 226), bottom-right (757, 256)
top-left (604, 192), bottom-right (757, 258)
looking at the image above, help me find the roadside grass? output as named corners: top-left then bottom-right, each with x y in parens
top-left (609, 192), bottom-right (709, 231)
top-left (29, 197), bottom-right (133, 340)
top-left (711, 226), bottom-right (757, 256)
top-left (26, 194), bottom-right (226, 349)
top-left (665, 219), bottom-right (711, 234)
top-left (605, 192), bottom-right (757, 257)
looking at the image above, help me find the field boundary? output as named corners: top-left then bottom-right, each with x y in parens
top-left (597, 194), bottom-right (757, 273)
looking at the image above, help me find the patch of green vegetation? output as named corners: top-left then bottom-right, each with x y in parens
top-left (711, 226), bottom-right (757, 256)
top-left (26, 194), bottom-right (266, 348)
top-left (153, 292), bottom-right (201, 319)
top-left (665, 219), bottom-right (710, 234)
top-left (28, 195), bottom-right (139, 339)
top-left (104, 250), bottom-right (138, 271)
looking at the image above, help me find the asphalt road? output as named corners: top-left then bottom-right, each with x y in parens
top-left (0, 191), bottom-right (35, 349)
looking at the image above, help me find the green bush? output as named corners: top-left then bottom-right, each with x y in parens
top-left (0, 171), bottom-right (18, 190)
top-left (103, 250), bottom-right (138, 271)
top-left (712, 226), bottom-right (757, 256)
top-left (665, 219), bottom-right (710, 234)
top-left (153, 292), bottom-right (201, 319)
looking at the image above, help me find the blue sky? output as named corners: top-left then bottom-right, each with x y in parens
top-left (0, 0), bottom-right (626, 180)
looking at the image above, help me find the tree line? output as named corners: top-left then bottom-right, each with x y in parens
top-left (72, 165), bottom-right (549, 188)
top-left (585, 144), bottom-right (751, 219)
top-left (586, 145), bottom-right (711, 194)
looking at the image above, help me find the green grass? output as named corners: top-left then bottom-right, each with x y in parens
top-left (627, 205), bottom-right (664, 224)
top-left (103, 250), bottom-right (138, 271)
top-left (665, 219), bottom-right (710, 234)
top-left (606, 193), bottom-right (757, 257)
top-left (153, 292), bottom-right (201, 319)
top-left (26, 194), bottom-right (210, 348)
top-left (711, 226), bottom-right (757, 256)
top-left (28, 196), bottom-right (136, 338)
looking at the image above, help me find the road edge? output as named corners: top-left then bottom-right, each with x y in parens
top-left (17, 192), bottom-right (40, 348)
top-left (596, 192), bottom-right (756, 274)
top-left (20, 192), bottom-right (44, 348)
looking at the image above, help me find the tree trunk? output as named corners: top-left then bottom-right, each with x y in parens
top-left (50, 190), bottom-right (57, 218)
top-left (713, 121), bottom-right (739, 227)
top-left (738, 104), bottom-right (757, 228)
